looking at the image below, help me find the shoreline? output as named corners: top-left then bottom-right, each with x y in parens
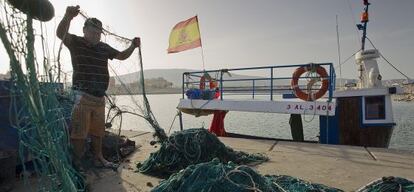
top-left (392, 94), bottom-right (414, 102)
top-left (107, 87), bottom-right (181, 95)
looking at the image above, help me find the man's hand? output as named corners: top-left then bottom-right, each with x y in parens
top-left (116, 37), bottom-right (141, 60)
top-left (65, 5), bottom-right (80, 19)
top-left (57, 6), bottom-right (79, 40)
top-left (132, 37), bottom-right (141, 48)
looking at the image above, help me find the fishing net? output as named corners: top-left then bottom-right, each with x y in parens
top-left (0, 1), bottom-right (83, 191)
top-left (152, 158), bottom-right (344, 192)
top-left (101, 131), bottom-right (137, 163)
top-left (265, 175), bottom-right (344, 192)
top-left (138, 128), bottom-right (268, 178)
top-left (0, 1), bottom-right (162, 191)
top-left (356, 176), bottom-right (414, 192)
top-left (69, 131), bottom-right (137, 175)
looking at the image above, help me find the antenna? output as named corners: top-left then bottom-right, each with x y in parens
top-left (336, 15), bottom-right (342, 88)
top-left (359, 0), bottom-right (370, 51)
top-left (355, 0), bottom-right (371, 87)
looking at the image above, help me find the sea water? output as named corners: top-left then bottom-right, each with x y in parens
top-left (112, 94), bottom-right (414, 151)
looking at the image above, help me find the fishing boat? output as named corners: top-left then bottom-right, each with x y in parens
top-left (176, 1), bottom-right (403, 148)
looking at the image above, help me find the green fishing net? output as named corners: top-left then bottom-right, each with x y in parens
top-left (266, 175), bottom-right (344, 192)
top-left (152, 158), bottom-right (344, 192)
top-left (137, 128), bottom-right (268, 178)
top-left (0, 3), bottom-right (83, 191)
top-left (356, 176), bottom-right (414, 192)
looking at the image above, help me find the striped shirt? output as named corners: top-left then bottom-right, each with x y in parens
top-left (64, 34), bottom-right (120, 97)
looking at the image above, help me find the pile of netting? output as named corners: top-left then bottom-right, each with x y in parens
top-left (266, 175), bottom-right (344, 192)
top-left (356, 176), bottom-right (414, 192)
top-left (102, 131), bottom-right (137, 163)
top-left (71, 131), bottom-right (137, 174)
top-left (152, 158), bottom-right (344, 192)
top-left (138, 128), bottom-right (268, 178)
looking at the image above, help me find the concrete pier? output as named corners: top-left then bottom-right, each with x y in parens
top-left (11, 130), bottom-right (414, 192)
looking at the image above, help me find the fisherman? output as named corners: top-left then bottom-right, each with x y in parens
top-left (56, 5), bottom-right (140, 169)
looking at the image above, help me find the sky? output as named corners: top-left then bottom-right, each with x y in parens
top-left (0, 0), bottom-right (413, 80)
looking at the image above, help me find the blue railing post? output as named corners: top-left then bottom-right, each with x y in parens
top-left (270, 68), bottom-right (274, 101)
top-left (220, 70), bottom-right (224, 100)
top-left (328, 64), bottom-right (333, 102)
top-left (182, 73), bottom-right (185, 99)
top-left (178, 111), bottom-right (183, 131)
top-left (252, 80), bottom-right (255, 99)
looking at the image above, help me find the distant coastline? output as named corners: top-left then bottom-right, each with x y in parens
top-left (392, 93), bottom-right (414, 102)
top-left (107, 87), bottom-right (181, 95)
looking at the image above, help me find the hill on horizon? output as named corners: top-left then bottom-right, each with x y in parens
top-left (113, 69), bottom-right (196, 87)
top-left (113, 68), bottom-right (276, 88)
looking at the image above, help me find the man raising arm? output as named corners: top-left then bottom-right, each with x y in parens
top-left (57, 5), bottom-right (140, 169)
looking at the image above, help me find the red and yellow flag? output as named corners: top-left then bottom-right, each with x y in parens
top-left (167, 16), bottom-right (202, 53)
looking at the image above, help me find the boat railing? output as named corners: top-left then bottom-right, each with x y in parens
top-left (182, 63), bottom-right (336, 101)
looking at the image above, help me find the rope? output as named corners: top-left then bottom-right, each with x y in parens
top-left (365, 36), bottom-right (411, 80)
top-left (302, 63), bottom-right (319, 123)
top-left (167, 111), bottom-right (180, 134)
top-left (334, 49), bottom-right (361, 71)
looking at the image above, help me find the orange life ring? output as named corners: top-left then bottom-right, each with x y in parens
top-left (291, 65), bottom-right (329, 101)
top-left (200, 74), bottom-right (217, 90)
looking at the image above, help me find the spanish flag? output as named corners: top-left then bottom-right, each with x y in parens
top-left (167, 16), bottom-right (202, 53)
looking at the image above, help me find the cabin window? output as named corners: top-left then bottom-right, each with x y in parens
top-left (364, 96), bottom-right (385, 120)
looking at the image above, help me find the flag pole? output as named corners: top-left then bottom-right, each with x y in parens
top-left (196, 15), bottom-right (206, 70)
top-left (336, 15), bottom-right (342, 89)
top-left (200, 44), bottom-right (206, 71)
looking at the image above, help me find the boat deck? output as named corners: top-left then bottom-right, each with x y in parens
top-left (12, 129), bottom-right (414, 192)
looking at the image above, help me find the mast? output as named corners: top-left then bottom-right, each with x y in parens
top-left (360, 0), bottom-right (370, 51)
top-left (336, 15), bottom-right (342, 88)
top-left (356, 0), bottom-right (379, 88)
